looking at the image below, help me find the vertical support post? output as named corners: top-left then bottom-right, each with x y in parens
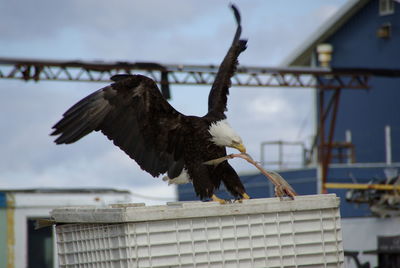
top-left (317, 88), bottom-right (341, 194)
top-left (322, 89), bottom-right (341, 193)
top-left (385, 125), bottom-right (392, 165)
top-left (317, 88), bottom-right (325, 194)
top-left (6, 193), bottom-right (15, 268)
top-left (278, 141), bottom-right (283, 170)
top-left (302, 143), bottom-right (307, 167)
top-left (345, 130), bottom-right (352, 164)
top-left (260, 142), bottom-right (265, 167)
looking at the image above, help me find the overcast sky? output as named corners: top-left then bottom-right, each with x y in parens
top-left (0, 0), bottom-right (346, 204)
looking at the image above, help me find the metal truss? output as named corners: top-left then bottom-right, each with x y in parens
top-left (0, 57), bottom-right (371, 89)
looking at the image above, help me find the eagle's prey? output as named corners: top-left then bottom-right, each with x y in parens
top-left (51, 5), bottom-right (250, 203)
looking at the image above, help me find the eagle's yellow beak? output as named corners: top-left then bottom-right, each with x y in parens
top-left (232, 143), bottom-right (246, 153)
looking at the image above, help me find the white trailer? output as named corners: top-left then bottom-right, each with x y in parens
top-left (51, 194), bottom-right (344, 267)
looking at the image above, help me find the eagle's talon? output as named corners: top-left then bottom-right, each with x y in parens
top-left (211, 194), bottom-right (229, 204)
top-left (274, 185), bottom-right (296, 200)
top-left (233, 192), bottom-right (251, 203)
top-left (242, 192), bottom-right (250, 199)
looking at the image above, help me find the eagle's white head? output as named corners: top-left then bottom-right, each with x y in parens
top-left (208, 119), bottom-right (246, 153)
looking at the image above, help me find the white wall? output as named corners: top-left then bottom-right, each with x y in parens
top-left (341, 217), bottom-right (400, 268)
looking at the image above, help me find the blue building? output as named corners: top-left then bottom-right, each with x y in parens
top-left (287, 0), bottom-right (400, 164)
top-left (178, 1), bottom-right (400, 266)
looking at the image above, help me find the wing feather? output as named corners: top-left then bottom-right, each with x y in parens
top-left (51, 74), bottom-right (185, 177)
top-left (207, 4), bottom-right (247, 119)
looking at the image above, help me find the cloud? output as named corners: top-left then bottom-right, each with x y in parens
top-left (315, 4), bottom-right (340, 21)
top-left (247, 95), bottom-right (292, 120)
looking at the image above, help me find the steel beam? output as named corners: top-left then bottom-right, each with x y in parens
top-left (0, 57), bottom-right (372, 89)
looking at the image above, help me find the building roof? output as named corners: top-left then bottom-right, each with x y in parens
top-left (283, 0), bottom-right (370, 67)
top-left (0, 188), bottom-right (133, 208)
top-left (0, 187), bottom-right (131, 194)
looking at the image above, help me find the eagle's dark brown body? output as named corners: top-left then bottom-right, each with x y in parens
top-left (51, 5), bottom-right (248, 200)
top-left (179, 116), bottom-right (246, 199)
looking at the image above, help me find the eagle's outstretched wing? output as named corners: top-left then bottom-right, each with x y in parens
top-left (207, 4), bottom-right (247, 119)
top-left (51, 74), bottom-right (186, 178)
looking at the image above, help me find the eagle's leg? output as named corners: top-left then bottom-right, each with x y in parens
top-left (242, 192), bottom-right (250, 199)
top-left (211, 194), bottom-right (228, 204)
top-left (213, 153), bottom-right (297, 199)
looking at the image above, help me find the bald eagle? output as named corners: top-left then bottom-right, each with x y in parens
top-left (51, 5), bottom-right (249, 203)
